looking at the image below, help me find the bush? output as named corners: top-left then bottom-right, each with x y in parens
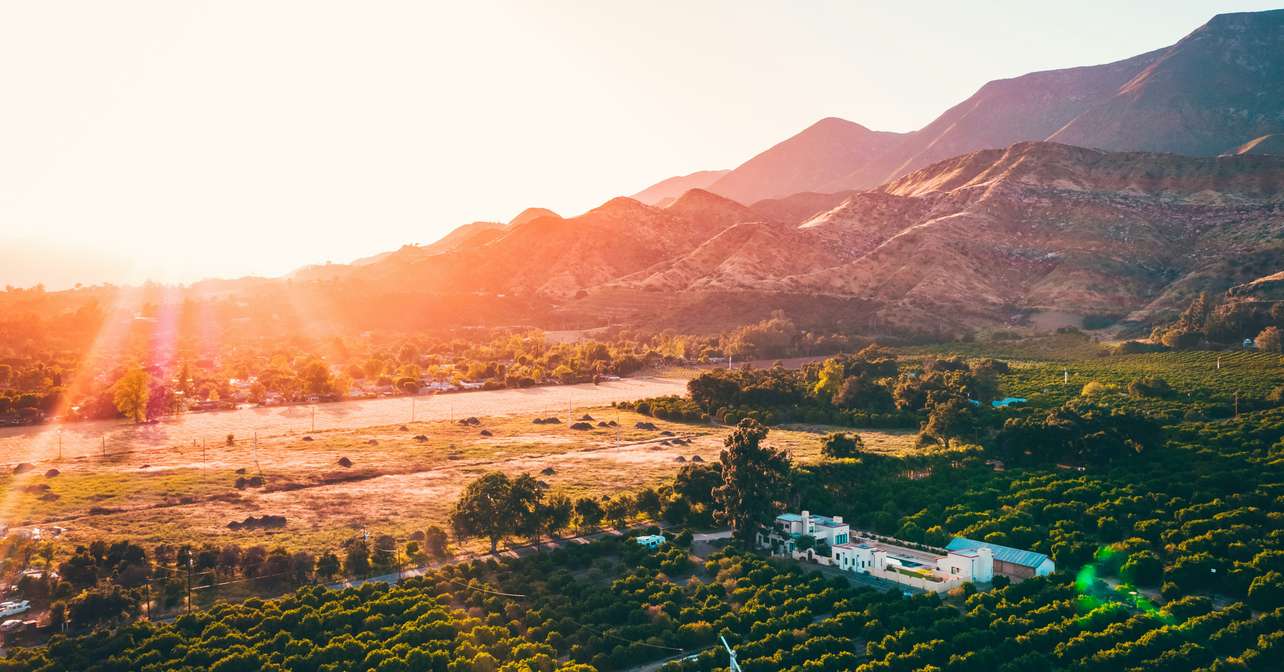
top-left (820, 432), bottom-right (864, 459)
top-left (1127, 376), bottom-right (1174, 398)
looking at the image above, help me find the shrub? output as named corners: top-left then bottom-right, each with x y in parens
top-left (1127, 376), bottom-right (1174, 398)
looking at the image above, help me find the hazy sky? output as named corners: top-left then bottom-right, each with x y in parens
top-left (1, 1), bottom-right (1277, 288)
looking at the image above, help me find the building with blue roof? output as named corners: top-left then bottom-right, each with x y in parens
top-left (635, 534), bottom-right (667, 550)
top-left (945, 537), bottom-right (1054, 578)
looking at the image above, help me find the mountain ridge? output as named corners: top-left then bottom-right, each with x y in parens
top-left (678, 9), bottom-right (1284, 205)
top-left (317, 142), bottom-right (1284, 334)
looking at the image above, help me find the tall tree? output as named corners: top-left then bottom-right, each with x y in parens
top-left (574, 497), bottom-right (604, 533)
top-left (509, 473), bottom-right (548, 545)
top-left (112, 367), bottom-right (151, 423)
top-left (713, 419), bottom-right (791, 547)
top-left (540, 494), bottom-right (574, 541)
top-left (450, 472), bottom-right (517, 554)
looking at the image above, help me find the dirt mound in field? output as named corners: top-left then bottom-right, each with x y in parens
top-left (227, 515), bottom-right (287, 531)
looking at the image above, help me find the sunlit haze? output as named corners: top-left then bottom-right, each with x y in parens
top-left (1, 0), bottom-right (1274, 288)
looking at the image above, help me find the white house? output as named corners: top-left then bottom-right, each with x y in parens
top-left (762, 510), bottom-right (1017, 593)
top-left (759, 510), bottom-right (850, 565)
top-left (936, 546), bottom-right (994, 583)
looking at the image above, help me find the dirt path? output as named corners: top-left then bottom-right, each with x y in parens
top-left (0, 376), bottom-right (690, 463)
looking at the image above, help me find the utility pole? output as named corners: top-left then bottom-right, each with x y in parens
top-left (185, 558), bottom-right (193, 614)
top-left (101, 436), bottom-right (106, 456)
top-left (311, 406), bottom-right (316, 433)
top-left (721, 636), bottom-right (742, 672)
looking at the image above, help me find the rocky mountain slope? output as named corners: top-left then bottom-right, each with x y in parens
top-left (321, 142), bottom-right (1282, 333)
top-left (678, 9), bottom-right (1284, 205)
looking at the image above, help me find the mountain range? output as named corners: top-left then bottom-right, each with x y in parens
top-left (635, 8), bottom-right (1284, 206)
top-left (124, 9), bottom-right (1284, 338)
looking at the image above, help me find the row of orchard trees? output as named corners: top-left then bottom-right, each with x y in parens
top-left (12, 526), bottom-right (460, 633)
top-left (10, 536), bottom-right (1284, 672)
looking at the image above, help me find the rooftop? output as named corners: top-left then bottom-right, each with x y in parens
top-left (946, 537), bottom-right (1049, 568)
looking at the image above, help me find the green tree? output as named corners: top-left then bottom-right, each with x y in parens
top-left (540, 494), bottom-right (574, 539)
top-left (112, 367), bottom-right (151, 422)
top-left (1257, 326), bottom-right (1282, 353)
top-left (316, 551), bottom-right (340, 579)
top-left (1248, 571), bottom-right (1284, 611)
top-left (424, 526), bottom-right (450, 558)
top-left (604, 495), bottom-right (634, 529)
top-left (1120, 550), bottom-right (1164, 586)
top-left (510, 473), bottom-right (548, 544)
top-left (300, 359), bottom-right (333, 396)
top-left (713, 419), bottom-right (791, 546)
top-left (811, 358), bottom-right (845, 402)
top-left (635, 488), bottom-right (662, 519)
top-left (821, 432), bottom-right (864, 458)
top-left (574, 497), bottom-right (604, 532)
top-left (450, 471), bottom-right (546, 553)
top-left (922, 397), bottom-right (979, 448)
top-left (344, 538), bottom-right (370, 577)
top-left (68, 585), bottom-right (136, 631)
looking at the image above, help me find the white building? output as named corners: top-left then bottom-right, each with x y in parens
top-left (762, 510), bottom-right (1011, 593)
top-left (945, 537), bottom-right (1053, 579)
top-left (759, 511), bottom-right (850, 565)
top-left (635, 534), bottom-right (667, 549)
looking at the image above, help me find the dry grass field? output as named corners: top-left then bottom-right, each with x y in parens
top-left (1, 407), bottom-right (917, 558)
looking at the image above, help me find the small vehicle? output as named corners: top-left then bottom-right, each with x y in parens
top-left (0, 619), bottom-right (24, 632)
top-left (0, 601), bottom-right (31, 617)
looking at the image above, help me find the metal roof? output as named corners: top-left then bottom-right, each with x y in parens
top-left (946, 537), bottom-right (1050, 568)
